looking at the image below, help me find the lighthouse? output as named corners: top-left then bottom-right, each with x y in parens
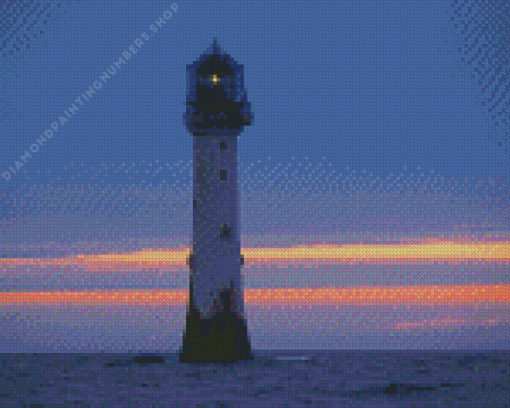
top-left (179, 38), bottom-right (254, 364)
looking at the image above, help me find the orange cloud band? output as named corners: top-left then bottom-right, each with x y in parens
top-left (0, 242), bottom-right (508, 271)
top-left (1, 285), bottom-right (509, 305)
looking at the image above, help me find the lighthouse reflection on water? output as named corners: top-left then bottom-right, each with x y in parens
top-left (179, 38), bottom-right (254, 364)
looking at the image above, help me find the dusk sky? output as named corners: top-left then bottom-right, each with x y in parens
top-left (0, 0), bottom-right (509, 353)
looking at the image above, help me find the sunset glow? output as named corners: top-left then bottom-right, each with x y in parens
top-left (1, 239), bottom-right (508, 305)
top-left (1, 285), bottom-right (509, 305)
top-left (1, 239), bottom-right (507, 272)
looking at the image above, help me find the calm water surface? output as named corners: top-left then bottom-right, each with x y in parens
top-left (0, 350), bottom-right (508, 407)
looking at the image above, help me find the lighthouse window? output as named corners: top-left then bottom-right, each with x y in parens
top-left (220, 169), bottom-right (227, 180)
top-left (220, 224), bottom-right (231, 239)
top-left (220, 142), bottom-right (227, 150)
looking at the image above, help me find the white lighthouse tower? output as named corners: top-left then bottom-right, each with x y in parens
top-left (179, 39), bottom-right (253, 363)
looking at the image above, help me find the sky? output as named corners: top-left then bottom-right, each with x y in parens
top-left (0, 0), bottom-right (509, 353)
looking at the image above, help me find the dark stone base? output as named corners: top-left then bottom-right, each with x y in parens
top-left (179, 286), bottom-right (254, 364)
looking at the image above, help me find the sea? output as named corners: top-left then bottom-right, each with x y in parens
top-left (0, 350), bottom-right (508, 407)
